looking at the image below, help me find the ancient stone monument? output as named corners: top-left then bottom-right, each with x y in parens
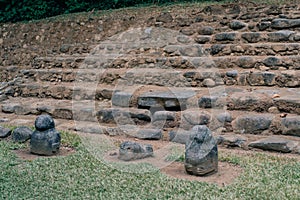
top-left (118, 141), bottom-right (153, 161)
top-left (30, 115), bottom-right (61, 155)
top-left (185, 125), bottom-right (218, 176)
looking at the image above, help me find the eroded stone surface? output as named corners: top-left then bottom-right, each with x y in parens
top-left (0, 126), bottom-right (11, 138)
top-left (249, 137), bottom-right (298, 153)
top-left (118, 141), bottom-right (153, 161)
top-left (185, 125), bottom-right (218, 176)
top-left (30, 115), bottom-right (61, 156)
top-left (232, 114), bottom-right (273, 134)
top-left (12, 126), bottom-right (33, 143)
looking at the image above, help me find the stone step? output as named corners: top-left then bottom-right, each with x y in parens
top-left (10, 82), bottom-right (115, 100)
top-left (194, 30), bottom-right (300, 44)
top-left (19, 65), bottom-right (300, 89)
top-left (30, 55), bottom-right (300, 70)
top-left (5, 85), bottom-right (299, 117)
top-left (0, 97), bottom-right (111, 121)
top-left (1, 112), bottom-right (299, 154)
top-left (1, 95), bottom-right (299, 138)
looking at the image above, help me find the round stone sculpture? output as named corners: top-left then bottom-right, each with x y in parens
top-left (185, 125), bottom-right (218, 176)
top-left (35, 114), bottom-right (55, 131)
top-left (30, 115), bottom-right (61, 156)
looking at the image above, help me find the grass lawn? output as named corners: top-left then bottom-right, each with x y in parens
top-left (0, 131), bottom-right (299, 200)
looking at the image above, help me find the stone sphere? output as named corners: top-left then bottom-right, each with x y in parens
top-left (35, 115), bottom-right (55, 131)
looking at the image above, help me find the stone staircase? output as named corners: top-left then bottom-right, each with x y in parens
top-left (0, 3), bottom-right (299, 154)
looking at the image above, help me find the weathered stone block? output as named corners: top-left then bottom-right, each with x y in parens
top-left (118, 141), bottom-right (153, 161)
top-left (112, 91), bottom-right (132, 107)
top-left (241, 32), bottom-right (262, 43)
top-left (281, 116), bottom-right (300, 136)
top-left (0, 126), bottom-right (11, 138)
top-left (229, 20), bottom-right (247, 30)
top-left (12, 126), bottom-right (33, 143)
top-left (232, 114), bottom-right (273, 134)
top-left (249, 137), bottom-right (298, 153)
top-left (198, 26), bottom-right (214, 35)
top-left (185, 125), bottom-right (218, 176)
top-left (215, 32), bottom-right (237, 41)
top-left (136, 129), bottom-right (162, 140)
top-left (268, 30), bottom-right (295, 42)
top-left (271, 18), bottom-right (300, 29)
top-left (169, 129), bottom-right (191, 144)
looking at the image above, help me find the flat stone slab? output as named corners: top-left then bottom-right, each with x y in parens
top-left (138, 90), bottom-right (196, 111)
top-left (249, 137), bottom-right (298, 153)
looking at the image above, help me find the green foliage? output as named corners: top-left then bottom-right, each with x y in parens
top-left (0, 137), bottom-right (300, 199)
top-left (0, 0), bottom-right (222, 23)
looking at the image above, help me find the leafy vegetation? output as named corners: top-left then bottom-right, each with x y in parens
top-left (0, 0), bottom-right (215, 23)
top-left (0, 131), bottom-right (299, 199)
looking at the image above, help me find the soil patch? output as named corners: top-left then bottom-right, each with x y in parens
top-left (14, 146), bottom-right (75, 161)
top-left (161, 161), bottom-right (242, 186)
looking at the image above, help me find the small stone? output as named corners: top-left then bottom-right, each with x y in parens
top-left (257, 21), bottom-right (271, 31)
top-left (268, 106), bottom-right (280, 114)
top-left (136, 129), bottom-right (162, 140)
top-left (226, 70), bottom-right (238, 78)
top-left (281, 116), bottom-right (300, 136)
top-left (202, 78), bottom-right (216, 87)
top-left (12, 126), bottom-right (33, 143)
top-left (249, 137), bottom-right (298, 153)
top-left (218, 135), bottom-right (247, 147)
top-left (198, 96), bottom-right (218, 108)
top-left (198, 26), bottom-right (214, 35)
top-left (179, 45), bottom-right (205, 57)
top-left (60, 44), bottom-right (70, 53)
top-left (229, 20), bottom-right (246, 30)
top-left (177, 35), bottom-right (191, 43)
top-left (294, 33), bottom-right (300, 41)
top-left (182, 110), bottom-right (211, 127)
top-left (215, 32), bottom-right (236, 41)
top-left (241, 32), bottom-right (262, 43)
top-left (180, 28), bottom-right (195, 36)
top-left (216, 112), bottom-right (232, 123)
top-left (263, 57), bottom-right (281, 67)
top-left (152, 111), bottom-right (176, 122)
top-left (35, 115), bottom-right (55, 131)
top-left (0, 126), bottom-right (11, 138)
top-left (118, 141), bottom-right (153, 161)
top-left (156, 12), bottom-right (173, 23)
top-left (268, 30), bottom-right (295, 42)
top-left (194, 36), bottom-right (210, 44)
top-left (112, 91), bottom-right (132, 107)
top-left (185, 125), bottom-right (218, 176)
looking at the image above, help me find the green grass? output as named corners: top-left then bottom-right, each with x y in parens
top-left (0, 131), bottom-right (299, 199)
